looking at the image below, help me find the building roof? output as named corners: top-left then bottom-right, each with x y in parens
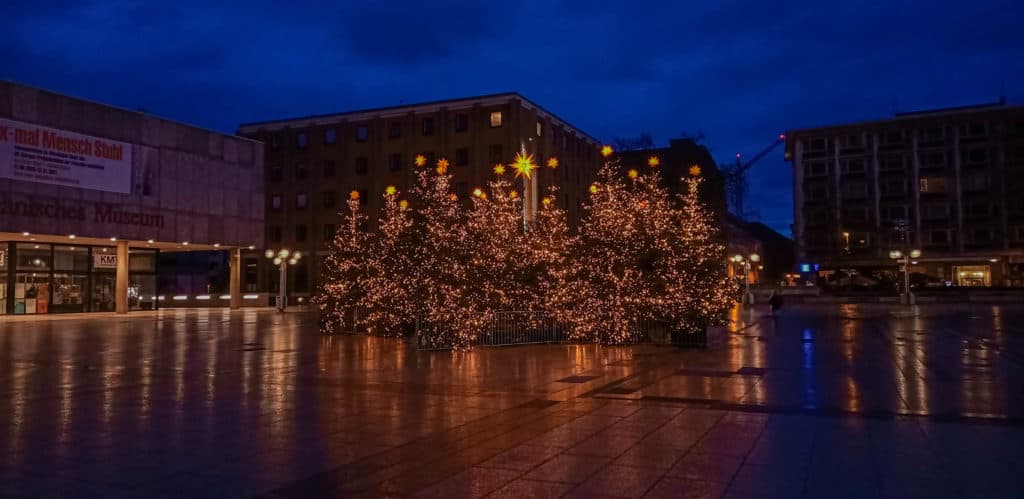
top-left (236, 92), bottom-right (600, 143)
top-left (785, 100), bottom-right (1023, 137)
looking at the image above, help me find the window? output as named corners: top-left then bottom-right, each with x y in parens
top-left (271, 195), bottom-right (282, 211)
top-left (880, 205), bottom-right (907, 222)
top-left (355, 156), bottom-right (369, 175)
top-left (806, 207), bottom-right (829, 226)
top-left (842, 206), bottom-right (869, 223)
top-left (489, 111), bottom-right (503, 127)
top-left (882, 130), bottom-right (904, 145)
top-left (805, 183), bottom-right (828, 202)
top-left (324, 129), bottom-right (336, 145)
top-left (271, 134), bottom-right (281, 150)
top-left (960, 148), bottom-right (988, 165)
top-left (454, 114), bottom-right (469, 132)
top-left (972, 228), bottom-right (992, 243)
top-left (962, 173), bottom-right (989, 192)
top-left (323, 224), bottom-right (336, 241)
top-left (268, 226), bottom-right (282, 243)
top-left (965, 201), bottom-right (991, 217)
top-left (842, 181), bottom-right (867, 199)
top-left (357, 188), bottom-right (368, 205)
top-left (536, 121), bottom-right (543, 137)
top-left (455, 182), bottom-right (469, 199)
top-left (488, 144), bottom-right (503, 164)
top-left (356, 126), bottom-right (368, 142)
top-left (805, 161), bottom-right (828, 177)
top-left (960, 122), bottom-right (988, 138)
top-left (921, 126), bottom-right (945, 142)
top-left (806, 138), bottom-right (827, 152)
top-left (269, 165), bottom-right (283, 182)
top-left (927, 230), bottom-right (949, 245)
top-left (840, 159), bottom-right (865, 175)
top-left (879, 156), bottom-right (904, 171)
top-left (322, 190), bottom-right (337, 209)
top-left (880, 178), bottom-right (905, 196)
top-left (920, 151), bottom-right (946, 168)
top-left (388, 121), bottom-right (401, 139)
top-left (295, 163), bottom-right (308, 180)
top-left (323, 160), bottom-right (336, 177)
top-left (919, 177), bottom-right (947, 193)
top-left (923, 202), bottom-right (949, 220)
top-left (296, 131), bottom-right (307, 149)
top-left (296, 193), bottom-right (308, 210)
top-left (422, 117), bottom-right (435, 136)
top-left (455, 147), bottom-right (469, 166)
top-left (295, 225), bottom-right (308, 242)
top-left (841, 135), bottom-right (862, 148)
top-left (388, 153), bottom-right (403, 172)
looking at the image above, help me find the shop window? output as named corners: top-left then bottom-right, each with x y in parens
top-left (129, 250), bottom-right (157, 272)
top-left (53, 245), bottom-right (89, 272)
top-left (16, 244), bottom-right (51, 271)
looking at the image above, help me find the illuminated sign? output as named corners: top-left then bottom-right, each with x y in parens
top-left (0, 118), bottom-right (133, 193)
top-left (93, 254), bottom-right (118, 269)
top-left (800, 264), bottom-right (811, 272)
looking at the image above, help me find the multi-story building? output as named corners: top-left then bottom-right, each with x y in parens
top-left (787, 100), bottom-right (1024, 287)
top-left (238, 93), bottom-right (602, 297)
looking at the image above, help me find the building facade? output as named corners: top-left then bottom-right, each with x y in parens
top-left (0, 81), bottom-right (264, 314)
top-left (238, 93), bottom-right (602, 297)
top-left (787, 101), bottom-right (1024, 287)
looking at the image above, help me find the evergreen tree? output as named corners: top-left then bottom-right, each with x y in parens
top-left (313, 193), bottom-right (368, 335)
top-left (362, 185), bottom-right (418, 336)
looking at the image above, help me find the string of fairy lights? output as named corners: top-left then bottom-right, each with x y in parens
top-left (314, 146), bottom-right (735, 347)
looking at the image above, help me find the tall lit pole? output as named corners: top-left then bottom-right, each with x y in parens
top-left (732, 253), bottom-right (760, 306)
top-left (265, 249), bottom-right (301, 312)
top-left (511, 145), bottom-right (539, 230)
top-left (889, 249), bottom-right (920, 305)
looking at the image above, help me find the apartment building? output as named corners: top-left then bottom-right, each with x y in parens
top-left (237, 93), bottom-right (602, 296)
top-left (786, 101), bottom-right (1024, 287)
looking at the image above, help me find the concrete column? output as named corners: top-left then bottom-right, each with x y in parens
top-left (115, 240), bottom-right (129, 314)
top-left (229, 248), bottom-right (241, 310)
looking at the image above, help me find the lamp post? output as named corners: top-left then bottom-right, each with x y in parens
top-left (265, 249), bottom-right (301, 312)
top-left (888, 249), bottom-right (920, 305)
top-left (732, 253), bottom-right (760, 306)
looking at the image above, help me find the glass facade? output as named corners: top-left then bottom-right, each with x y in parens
top-left (1, 242), bottom-right (159, 315)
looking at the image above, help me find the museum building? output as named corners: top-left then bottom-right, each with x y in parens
top-left (0, 81), bottom-right (264, 314)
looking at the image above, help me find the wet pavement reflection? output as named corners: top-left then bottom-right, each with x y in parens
top-left (0, 304), bottom-right (1022, 498)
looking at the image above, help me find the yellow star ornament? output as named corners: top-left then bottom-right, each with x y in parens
top-left (414, 154), bottom-right (426, 167)
top-left (384, 185), bottom-right (397, 196)
top-left (627, 169), bottom-right (639, 179)
top-left (547, 157), bottom-right (559, 169)
top-left (648, 156), bottom-right (660, 168)
top-left (689, 164), bottom-right (702, 177)
top-left (493, 164), bottom-right (506, 175)
top-left (436, 158), bottom-right (450, 174)
top-left (349, 190), bottom-right (360, 200)
top-left (600, 145), bottom-right (614, 157)
top-left (511, 151), bottom-right (538, 179)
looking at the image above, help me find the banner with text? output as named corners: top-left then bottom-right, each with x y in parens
top-left (0, 118), bottom-right (133, 194)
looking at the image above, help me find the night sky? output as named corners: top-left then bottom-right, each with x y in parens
top-left (3, 1), bottom-right (1022, 235)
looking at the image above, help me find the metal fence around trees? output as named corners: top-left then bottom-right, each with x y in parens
top-left (322, 308), bottom-right (707, 350)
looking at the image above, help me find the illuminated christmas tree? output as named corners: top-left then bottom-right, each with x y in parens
top-left (362, 185), bottom-right (419, 336)
top-left (313, 192), bottom-right (368, 335)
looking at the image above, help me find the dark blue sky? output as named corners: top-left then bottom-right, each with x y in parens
top-left (3, 1), bottom-right (1022, 235)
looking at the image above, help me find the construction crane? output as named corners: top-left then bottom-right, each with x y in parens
top-left (723, 133), bottom-right (786, 219)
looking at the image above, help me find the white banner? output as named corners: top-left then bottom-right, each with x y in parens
top-left (93, 253), bottom-right (118, 269)
top-left (0, 118), bottom-right (133, 193)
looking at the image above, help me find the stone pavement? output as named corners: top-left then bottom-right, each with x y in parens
top-left (1, 304), bottom-right (1023, 498)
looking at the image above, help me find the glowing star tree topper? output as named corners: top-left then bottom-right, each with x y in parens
top-left (511, 151), bottom-right (538, 179)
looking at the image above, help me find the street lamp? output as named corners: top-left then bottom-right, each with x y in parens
top-left (889, 249), bottom-right (920, 305)
top-left (732, 253), bottom-right (760, 306)
top-left (265, 249), bottom-right (301, 312)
